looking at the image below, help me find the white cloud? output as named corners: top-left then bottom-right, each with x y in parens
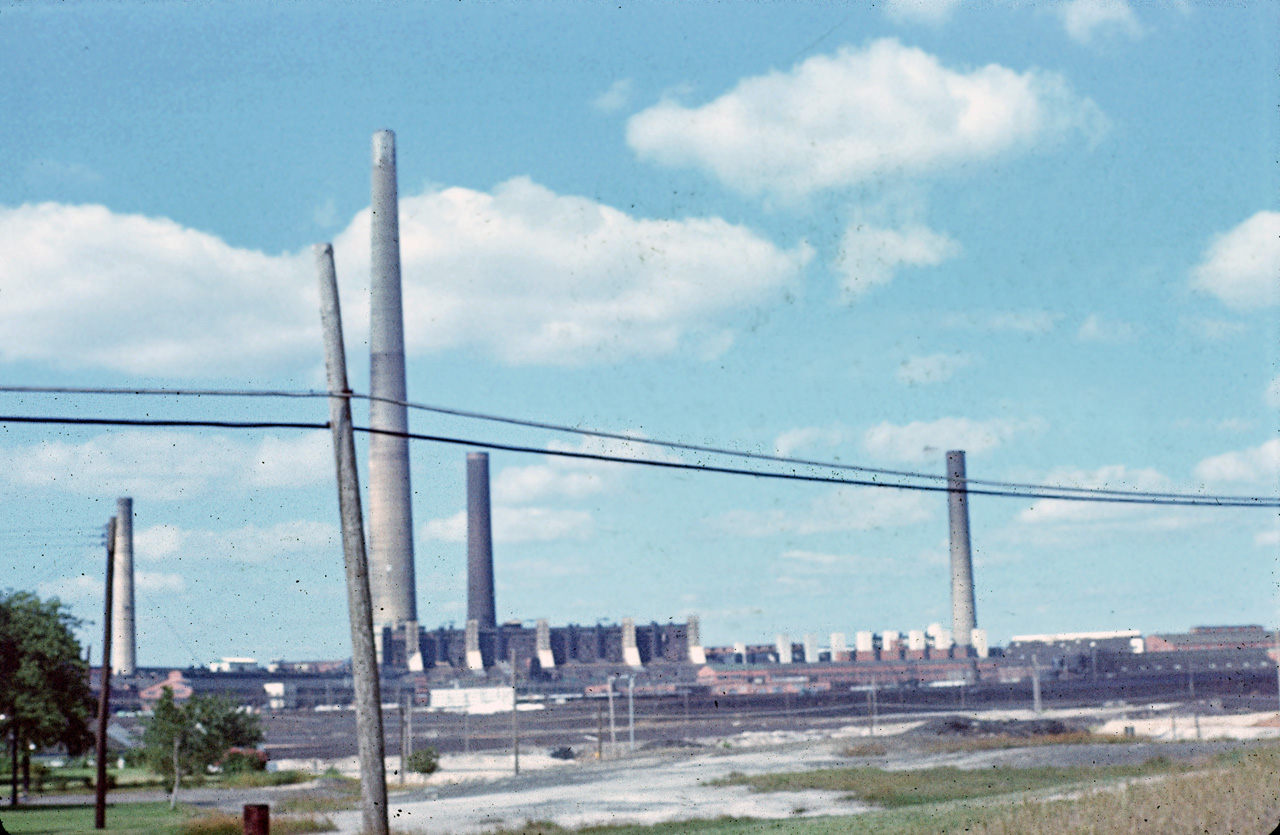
top-left (332, 177), bottom-right (811, 365)
top-left (422, 512), bottom-right (466, 543)
top-left (426, 433), bottom-right (668, 545)
top-left (778, 549), bottom-right (877, 575)
top-left (1058, 0), bottom-right (1143, 45)
top-left (0, 181), bottom-right (808, 375)
top-left (862, 416), bottom-right (1041, 463)
top-left (421, 507), bottom-right (591, 544)
top-left (834, 222), bottom-right (960, 297)
top-left (493, 463), bottom-right (607, 505)
top-left (896, 352), bottom-right (972, 385)
top-left (1077, 313), bottom-right (1137, 342)
top-left (884, 0), bottom-right (962, 25)
top-left (715, 486), bottom-right (932, 537)
top-left (38, 568), bottom-right (186, 602)
top-left (593, 79), bottom-right (633, 113)
top-left (0, 430), bottom-right (329, 500)
top-left (495, 506), bottom-right (592, 543)
top-left (773, 425), bottom-right (847, 458)
top-left (0, 203), bottom-right (316, 376)
top-left (136, 571), bottom-right (187, 593)
top-left (1194, 440), bottom-right (1280, 485)
top-left (136, 520), bottom-right (338, 564)
top-left (1190, 211), bottom-right (1280, 311)
top-left (1255, 528), bottom-right (1280, 548)
top-left (626, 39), bottom-right (1105, 199)
top-left (1017, 465), bottom-right (1171, 525)
top-left (545, 432), bottom-right (683, 465)
top-left (135, 524), bottom-right (185, 560)
top-left (1005, 465), bottom-right (1205, 549)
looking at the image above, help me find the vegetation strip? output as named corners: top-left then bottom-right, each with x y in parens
top-left (711, 759), bottom-right (1186, 807)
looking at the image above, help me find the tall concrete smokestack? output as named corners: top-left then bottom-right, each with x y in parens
top-left (466, 452), bottom-right (496, 630)
top-left (368, 130), bottom-right (418, 637)
top-left (947, 450), bottom-right (977, 649)
top-left (110, 497), bottom-right (135, 676)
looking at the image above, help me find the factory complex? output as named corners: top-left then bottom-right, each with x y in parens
top-left (91, 132), bottom-right (1279, 717)
top-left (97, 620), bottom-right (1278, 715)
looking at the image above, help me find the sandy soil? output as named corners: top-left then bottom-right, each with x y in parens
top-left (327, 706), bottom-right (1280, 835)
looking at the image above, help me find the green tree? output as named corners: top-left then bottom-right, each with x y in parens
top-left (0, 591), bottom-right (93, 806)
top-left (140, 688), bottom-right (262, 808)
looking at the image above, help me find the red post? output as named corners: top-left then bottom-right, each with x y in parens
top-left (243, 803), bottom-right (269, 835)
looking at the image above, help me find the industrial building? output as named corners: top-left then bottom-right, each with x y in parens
top-left (90, 134), bottom-right (1276, 720)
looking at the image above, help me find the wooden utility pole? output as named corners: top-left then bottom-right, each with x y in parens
top-left (404, 687), bottom-right (413, 764)
top-left (315, 243), bottom-right (389, 835)
top-left (510, 646), bottom-right (519, 776)
top-left (627, 675), bottom-right (635, 752)
top-left (1031, 654), bottom-right (1042, 714)
top-left (94, 518), bottom-right (117, 829)
top-left (867, 676), bottom-right (877, 738)
top-left (596, 702), bottom-right (604, 761)
top-left (398, 688), bottom-right (406, 786)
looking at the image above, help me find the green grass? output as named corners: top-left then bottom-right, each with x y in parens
top-left (274, 778), bottom-right (362, 815)
top-left (0, 801), bottom-right (191, 834)
top-left (218, 769), bottom-right (313, 788)
top-left (711, 759), bottom-right (1184, 807)
top-left (0, 802), bottom-right (334, 835)
top-left (924, 731), bottom-right (1152, 752)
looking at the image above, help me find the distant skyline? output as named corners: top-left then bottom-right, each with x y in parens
top-left (1, 2), bottom-right (1276, 668)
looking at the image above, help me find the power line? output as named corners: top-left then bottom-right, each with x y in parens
top-left (363, 393), bottom-right (1268, 504)
top-left (2, 385), bottom-right (1270, 505)
top-left (0, 413), bottom-right (1275, 508)
top-left (0, 385), bottom-right (329, 400)
top-left (0, 415), bottom-right (329, 431)
top-left (351, 425), bottom-right (1278, 508)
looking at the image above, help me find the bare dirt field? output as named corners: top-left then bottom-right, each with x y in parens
top-left (320, 705), bottom-right (1280, 835)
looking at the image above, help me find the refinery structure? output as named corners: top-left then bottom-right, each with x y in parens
top-left (94, 131), bottom-right (1279, 716)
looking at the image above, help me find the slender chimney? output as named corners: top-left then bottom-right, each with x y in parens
top-left (466, 452), bottom-right (496, 629)
top-left (368, 130), bottom-right (418, 636)
top-left (110, 497), bottom-right (135, 676)
top-left (947, 450), bottom-right (977, 648)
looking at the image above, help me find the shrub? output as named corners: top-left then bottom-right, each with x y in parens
top-left (405, 748), bottom-right (439, 775)
top-left (220, 747), bottom-right (268, 774)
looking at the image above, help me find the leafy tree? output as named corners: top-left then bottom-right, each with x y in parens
top-left (0, 591), bottom-right (93, 805)
top-left (141, 688), bottom-right (262, 808)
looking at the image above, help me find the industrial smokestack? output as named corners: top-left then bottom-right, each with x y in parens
top-left (110, 497), bottom-right (135, 676)
top-left (947, 450), bottom-right (977, 648)
top-left (466, 452), bottom-right (496, 630)
top-left (367, 129), bottom-right (419, 637)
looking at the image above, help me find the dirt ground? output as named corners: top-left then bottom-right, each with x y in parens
top-left (324, 705), bottom-right (1280, 835)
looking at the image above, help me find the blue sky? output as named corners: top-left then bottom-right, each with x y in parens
top-left (1, 1), bottom-right (1276, 668)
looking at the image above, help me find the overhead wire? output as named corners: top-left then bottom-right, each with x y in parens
top-left (0, 413), bottom-right (1274, 507)
top-left (350, 425), bottom-right (1277, 508)
top-left (1, 385), bottom-right (1272, 505)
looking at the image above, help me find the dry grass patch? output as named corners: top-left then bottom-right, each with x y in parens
top-left (926, 731), bottom-right (1149, 752)
top-left (839, 741), bottom-right (888, 757)
top-left (181, 811), bottom-right (335, 834)
top-left (712, 759), bottom-right (1185, 807)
